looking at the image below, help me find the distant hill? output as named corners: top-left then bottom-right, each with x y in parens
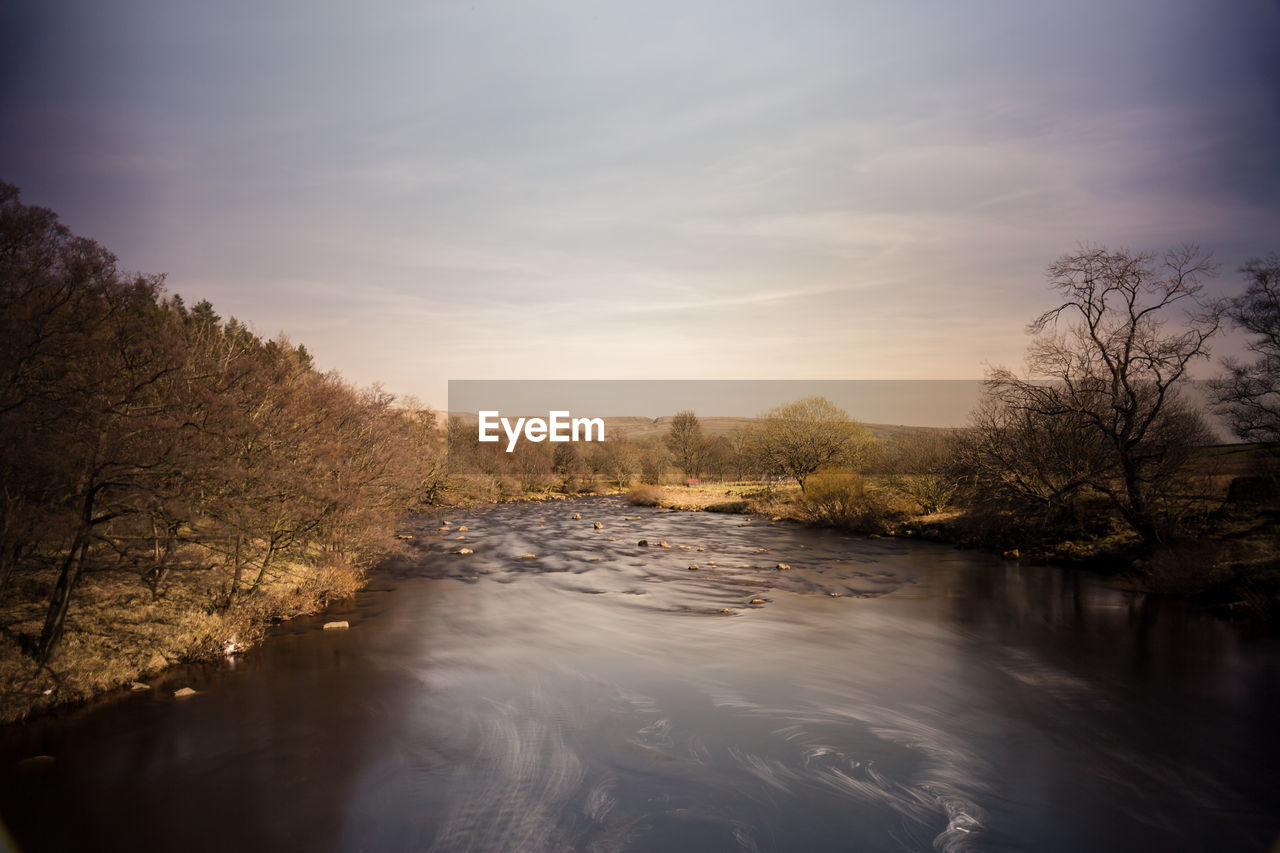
top-left (444, 412), bottom-right (952, 443)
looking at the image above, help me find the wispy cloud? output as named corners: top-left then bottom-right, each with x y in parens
top-left (2, 0), bottom-right (1277, 406)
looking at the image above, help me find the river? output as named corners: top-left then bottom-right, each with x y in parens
top-left (2, 496), bottom-right (1277, 852)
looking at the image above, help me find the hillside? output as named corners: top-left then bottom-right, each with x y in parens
top-left (445, 412), bottom-right (951, 443)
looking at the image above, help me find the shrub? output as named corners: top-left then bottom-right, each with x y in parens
top-left (1139, 543), bottom-right (1233, 596)
top-left (704, 500), bottom-right (750, 514)
top-left (803, 467), bottom-right (865, 525)
top-left (802, 467), bottom-right (899, 532)
top-left (627, 484), bottom-right (665, 506)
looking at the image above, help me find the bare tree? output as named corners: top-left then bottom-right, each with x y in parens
top-left (511, 442), bottom-right (553, 494)
top-left (636, 439), bottom-right (670, 485)
top-left (700, 435), bottom-right (736, 482)
top-left (750, 396), bottom-right (874, 493)
top-left (591, 434), bottom-right (640, 488)
top-left (0, 181), bottom-right (443, 672)
top-left (1211, 254), bottom-right (1280, 445)
top-left (883, 429), bottom-right (962, 514)
top-left (955, 393), bottom-right (1113, 527)
top-left (551, 442), bottom-right (583, 492)
top-left (988, 245), bottom-right (1220, 546)
top-left (664, 410), bottom-right (706, 480)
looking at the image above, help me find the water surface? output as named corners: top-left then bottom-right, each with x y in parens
top-left (2, 497), bottom-right (1277, 852)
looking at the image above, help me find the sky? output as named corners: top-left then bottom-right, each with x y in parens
top-left (2, 0), bottom-right (1278, 412)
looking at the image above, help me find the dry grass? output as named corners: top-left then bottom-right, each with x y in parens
top-left (626, 484), bottom-right (666, 506)
top-left (0, 556), bottom-right (365, 723)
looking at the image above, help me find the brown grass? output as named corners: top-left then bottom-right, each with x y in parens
top-left (626, 484), bottom-right (665, 506)
top-left (0, 556), bottom-right (366, 724)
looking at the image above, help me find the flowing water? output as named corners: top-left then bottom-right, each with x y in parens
top-left (2, 496), bottom-right (1278, 852)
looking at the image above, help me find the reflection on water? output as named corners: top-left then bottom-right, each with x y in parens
top-left (2, 496), bottom-right (1278, 852)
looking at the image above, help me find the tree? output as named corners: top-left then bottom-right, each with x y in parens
top-left (955, 393), bottom-right (1113, 527)
top-left (664, 410), bottom-right (706, 480)
top-left (0, 183), bottom-right (197, 658)
top-left (591, 434), bottom-right (640, 488)
top-left (551, 442), bottom-right (583, 492)
top-left (749, 396), bottom-right (873, 493)
top-left (1211, 255), bottom-right (1280, 445)
top-left (883, 429), bottom-right (963, 514)
top-left (700, 435), bottom-right (736, 482)
top-left (727, 429), bottom-right (757, 481)
top-left (636, 439), bottom-right (670, 485)
top-left (0, 181), bottom-right (441, 671)
top-left (511, 442), bottom-right (553, 493)
top-left (987, 245), bottom-right (1220, 547)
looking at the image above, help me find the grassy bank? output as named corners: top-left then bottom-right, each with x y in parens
top-left (0, 550), bottom-right (374, 724)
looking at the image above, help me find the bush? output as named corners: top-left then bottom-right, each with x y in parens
top-left (627, 484), bottom-right (665, 506)
top-left (802, 468), bottom-right (899, 532)
top-left (883, 430), bottom-right (963, 513)
top-left (1138, 542), bottom-right (1234, 595)
top-left (704, 500), bottom-right (750, 514)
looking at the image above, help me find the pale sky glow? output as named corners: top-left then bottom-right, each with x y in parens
top-left (3, 0), bottom-right (1278, 409)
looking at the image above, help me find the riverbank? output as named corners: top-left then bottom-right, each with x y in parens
top-left (0, 555), bottom-right (372, 724)
top-left (5, 483), bottom-right (1275, 727)
top-left (627, 482), bottom-right (1280, 621)
top-left (0, 489), bottom-right (624, 726)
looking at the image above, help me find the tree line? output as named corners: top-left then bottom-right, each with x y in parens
top-left (0, 182), bottom-right (444, 663)
top-left (4, 174), bottom-right (1277, 674)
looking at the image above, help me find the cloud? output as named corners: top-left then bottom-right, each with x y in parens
top-left (2, 0), bottom-right (1278, 406)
